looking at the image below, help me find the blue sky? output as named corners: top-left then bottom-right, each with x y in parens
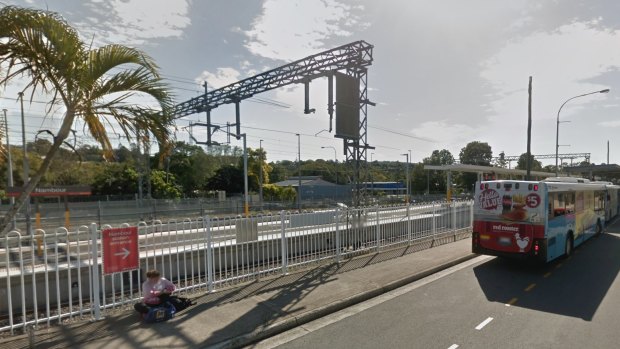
top-left (3, 0), bottom-right (620, 167)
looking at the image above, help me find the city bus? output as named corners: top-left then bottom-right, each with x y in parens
top-left (472, 178), bottom-right (611, 263)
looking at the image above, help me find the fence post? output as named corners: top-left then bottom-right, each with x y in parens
top-left (375, 205), bottom-right (380, 252)
top-left (89, 223), bottom-right (102, 321)
top-left (97, 201), bottom-right (103, 228)
top-left (432, 202), bottom-right (437, 239)
top-left (205, 216), bottom-right (214, 292)
top-left (280, 211), bottom-right (288, 275)
top-left (452, 202), bottom-right (457, 241)
top-left (470, 201), bottom-right (474, 229)
top-left (335, 207), bottom-right (341, 263)
top-left (406, 203), bottom-right (411, 245)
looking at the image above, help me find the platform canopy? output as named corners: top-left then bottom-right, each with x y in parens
top-left (423, 164), bottom-right (561, 179)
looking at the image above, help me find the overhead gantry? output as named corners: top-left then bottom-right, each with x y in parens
top-left (174, 41), bottom-right (375, 206)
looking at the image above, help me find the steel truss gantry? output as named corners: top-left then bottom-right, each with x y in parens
top-left (174, 41), bottom-right (375, 207)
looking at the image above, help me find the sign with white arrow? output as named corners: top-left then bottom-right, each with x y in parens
top-left (102, 227), bottom-right (139, 275)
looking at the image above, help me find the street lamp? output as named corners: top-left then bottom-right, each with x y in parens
top-left (555, 89), bottom-right (610, 176)
top-left (321, 146), bottom-right (337, 184)
top-left (401, 152), bottom-right (410, 204)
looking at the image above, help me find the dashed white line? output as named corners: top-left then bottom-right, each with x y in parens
top-left (447, 345), bottom-right (459, 349)
top-left (475, 317), bottom-right (494, 330)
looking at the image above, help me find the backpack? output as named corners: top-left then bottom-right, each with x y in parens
top-left (168, 296), bottom-right (195, 312)
top-left (143, 302), bottom-right (176, 323)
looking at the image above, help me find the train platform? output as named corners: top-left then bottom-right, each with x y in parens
top-left (1, 236), bottom-right (475, 349)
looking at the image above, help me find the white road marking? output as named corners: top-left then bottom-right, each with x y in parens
top-left (252, 255), bottom-right (491, 348)
top-left (475, 317), bottom-right (494, 330)
top-left (448, 345), bottom-right (459, 349)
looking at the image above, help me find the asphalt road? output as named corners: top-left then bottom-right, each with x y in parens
top-left (254, 230), bottom-right (620, 349)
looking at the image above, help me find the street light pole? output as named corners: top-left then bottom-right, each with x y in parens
top-left (296, 133), bottom-right (302, 211)
top-left (18, 93), bottom-right (32, 236)
top-left (259, 139), bottom-right (264, 211)
top-left (2, 109), bottom-right (16, 230)
top-left (401, 153), bottom-right (409, 204)
top-left (242, 133), bottom-right (249, 217)
top-left (555, 89), bottom-right (610, 176)
top-left (321, 146), bottom-right (337, 184)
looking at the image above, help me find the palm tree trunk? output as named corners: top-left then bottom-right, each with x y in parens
top-left (0, 111), bottom-right (76, 236)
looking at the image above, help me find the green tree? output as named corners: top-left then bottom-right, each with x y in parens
top-left (164, 142), bottom-right (215, 196)
top-left (205, 165), bottom-right (244, 194)
top-left (0, 6), bottom-right (174, 233)
top-left (459, 141), bottom-right (493, 191)
top-left (150, 170), bottom-right (182, 199)
top-left (91, 163), bottom-right (139, 195)
top-left (422, 149), bottom-right (455, 194)
top-left (515, 153), bottom-right (542, 171)
top-left (459, 141), bottom-right (492, 165)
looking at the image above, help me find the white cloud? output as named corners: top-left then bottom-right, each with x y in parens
top-left (76, 0), bottom-right (191, 46)
top-left (481, 20), bottom-right (619, 120)
top-left (196, 68), bottom-right (242, 89)
top-left (598, 120), bottom-right (620, 128)
top-left (244, 0), bottom-right (363, 61)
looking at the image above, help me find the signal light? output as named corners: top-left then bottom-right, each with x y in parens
top-left (533, 185), bottom-right (539, 191)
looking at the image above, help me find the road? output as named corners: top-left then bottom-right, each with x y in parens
top-left (254, 231), bottom-right (620, 349)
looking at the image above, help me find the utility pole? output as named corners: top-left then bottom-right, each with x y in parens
top-left (18, 93), bottom-right (32, 236)
top-left (526, 76), bottom-right (532, 180)
top-left (3, 108), bottom-right (16, 230)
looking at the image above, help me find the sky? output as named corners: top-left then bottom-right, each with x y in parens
top-left (2, 0), bottom-right (620, 167)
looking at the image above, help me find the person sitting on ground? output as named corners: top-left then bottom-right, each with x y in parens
top-left (134, 269), bottom-right (176, 314)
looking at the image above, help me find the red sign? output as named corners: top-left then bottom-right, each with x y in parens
top-left (526, 193), bottom-right (541, 208)
top-left (102, 227), bottom-right (139, 275)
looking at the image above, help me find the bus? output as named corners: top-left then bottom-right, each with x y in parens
top-left (472, 178), bottom-right (613, 263)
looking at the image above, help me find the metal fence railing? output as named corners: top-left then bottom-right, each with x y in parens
top-left (0, 200), bottom-right (473, 335)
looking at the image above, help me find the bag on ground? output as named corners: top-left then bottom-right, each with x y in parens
top-left (143, 302), bottom-right (176, 323)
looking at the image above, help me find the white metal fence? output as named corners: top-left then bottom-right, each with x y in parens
top-left (0, 201), bottom-right (473, 335)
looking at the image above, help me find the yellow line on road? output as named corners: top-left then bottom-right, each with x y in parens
top-left (524, 283), bottom-right (536, 292)
top-left (506, 297), bottom-right (518, 306)
top-left (543, 272), bottom-right (552, 278)
top-left (555, 263), bottom-right (563, 269)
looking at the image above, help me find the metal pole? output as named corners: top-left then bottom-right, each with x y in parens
top-left (243, 134), bottom-right (249, 216)
top-left (297, 133), bottom-right (302, 211)
top-left (555, 89), bottom-right (610, 176)
top-left (90, 223), bottom-right (101, 321)
top-left (259, 139), bottom-right (264, 211)
top-left (3, 109), bottom-right (16, 230)
top-left (401, 153), bottom-right (409, 203)
top-left (18, 93), bottom-right (32, 236)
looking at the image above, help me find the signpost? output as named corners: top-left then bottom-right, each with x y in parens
top-left (102, 226), bottom-right (139, 275)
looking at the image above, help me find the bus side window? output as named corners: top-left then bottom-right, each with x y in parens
top-left (549, 193), bottom-right (558, 218)
top-left (565, 193), bottom-right (575, 214)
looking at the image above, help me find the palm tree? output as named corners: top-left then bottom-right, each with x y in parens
top-left (0, 6), bottom-right (175, 235)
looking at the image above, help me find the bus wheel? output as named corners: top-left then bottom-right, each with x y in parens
top-left (595, 220), bottom-right (603, 236)
top-left (564, 234), bottom-right (573, 257)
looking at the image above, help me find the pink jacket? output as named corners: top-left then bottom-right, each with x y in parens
top-left (142, 277), bottom-right (176, 305)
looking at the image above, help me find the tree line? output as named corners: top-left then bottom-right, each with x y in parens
top-left (0, 138), bottom-right (558, 200)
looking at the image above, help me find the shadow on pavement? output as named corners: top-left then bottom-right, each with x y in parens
top-left (473, 232), bottom-right (620, 321)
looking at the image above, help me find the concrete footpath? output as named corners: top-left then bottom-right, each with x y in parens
top-left (1, 236), bottom-right (475, 349)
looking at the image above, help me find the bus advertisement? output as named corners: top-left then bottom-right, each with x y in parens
top-left (472, 178), bottom-right (611, 263)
